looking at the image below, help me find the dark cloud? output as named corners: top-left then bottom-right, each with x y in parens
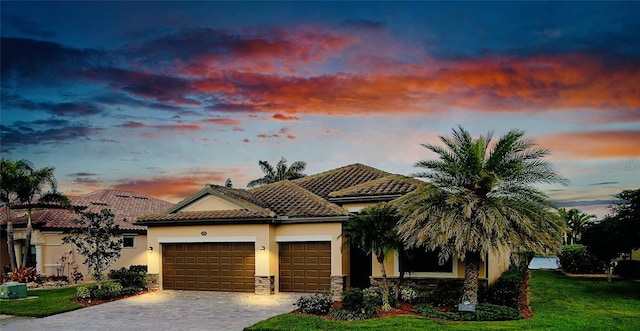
top-left (67, 172), bottom-right (98, 177)
top-left (588, 182), bottom-right (619, 186)
top-left (1, 93), bottom-right (105, 117)
top-left (0, 120), bottom-right (104, 151)
top-left (4, 16), bottom-right (57, 39)
top-left (117, 121), bottom-right (147, 129)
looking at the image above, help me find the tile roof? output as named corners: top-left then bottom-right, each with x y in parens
top-left (328, 175), bottom-right (426, 199)
top-left (250, 181), bottom-right (349, 218)
top-left (293, 163), bottom-right (391, 199)
top-left (1, 189), bottom-right (172, 231)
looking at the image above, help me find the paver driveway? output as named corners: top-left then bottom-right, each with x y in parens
top-left (0, 290), bottom-right (301, 331)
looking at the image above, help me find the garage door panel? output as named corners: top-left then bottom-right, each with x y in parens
top-left (280, 241), bottom-right (331, 293)
top-left (162, 243), bottom-right (254, 292)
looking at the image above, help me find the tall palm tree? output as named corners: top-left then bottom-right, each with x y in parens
top-left (246, 157), bottom-right (307, 188)
top-left (396, 126), bottom-right (567, 305)
top-left (15, 164), bottom-right (69, 267)
top-left (558, 208), bottom-right (595, 244)
top-left (342, 203), bottom-right (402, 311)
top-left (0, 158), bottom-right (33, 270)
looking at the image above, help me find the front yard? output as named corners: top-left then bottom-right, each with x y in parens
top-left (245, 270), bottom-right (640, 331)
top-left (0, 286), bottom-right (83, 317)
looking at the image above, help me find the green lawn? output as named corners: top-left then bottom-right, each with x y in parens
top-left (0, 286), bottom-right (83, 317)
top-left (245, 270), bottom-right (640, 331)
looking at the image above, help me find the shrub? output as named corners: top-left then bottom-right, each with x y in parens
top-left (362, 286), bottom-right (397, 308)
top-left (294, 291), bottom-right (333, 315)
top-left (9, 267), bottom-right (40, 283)
top-left (71, 271), bottom-right (84, 284)
top-left (487, 269), bottom-right (524, 308)
top-left (91, 282), bottom-right (124, 300)
top-left (76, 286), bottom-right (91, 300)
top-left (558, 245), bottom-right (606, 274)
top-left (614, 260), bottom-right (640, 279)
top-left (427, 281), bottom-right (463, 307)
top-left (415, 303), bottom-right (521, 321)
top-left (48, 275), bottom-right (69, 282)
top-left (400, 286), bottom-right (417, 303)
top-left (108, 266), bottom-right (147, 289)
top-left (329, 307), bottom-right (377, 321)
top-left (342, 288), bottom-right (365, 311)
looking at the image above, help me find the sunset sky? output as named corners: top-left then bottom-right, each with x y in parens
top-left (1, 1), bottom-right (638, 217)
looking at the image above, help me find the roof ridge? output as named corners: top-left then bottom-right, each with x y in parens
top-left (293, 163), bottom-right (391, 183)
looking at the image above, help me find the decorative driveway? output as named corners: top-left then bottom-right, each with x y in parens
top-left (1, 290), bottom-right (301, 331)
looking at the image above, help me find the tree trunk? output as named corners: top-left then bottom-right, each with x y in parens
top-left (462, 251), bottom-right (482, 305)
top-left (21, 208), bottom-right (33, 268)
top-left (5, 207), bottom-right (18, 270)
top-left (377, 254), bottom-right (392, 311)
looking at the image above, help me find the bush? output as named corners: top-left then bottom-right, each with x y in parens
top-left (558, 245), bottom-right (606, 274)
top-left (294, 291), bottom-right (333, 315)
top-left (614, 260), bottom-right (640, 279)
top-left (399, 286), bottom-right (417, 303)
top-left (108, 266), bottom-right (147, 289)
top-left (9, 267), bottom-right (40, 283)
top-left (76, 286), bottom-right (91, 300)
top-left (415, 303), bottom-right (521, 321)
top-left (427, 281), bottom-right (463, 307)
top-left (342, 288), bottom-right (365, 311)
top-left (362, 286), bottom-right (397, 308)
top-left (91, 282), bottom-right (124, 300)
top-left (329, 307), bottom-right (377, 321)
top-left (487, 269), bottom-right (524, 309)
top-left (48, 275), bottom-right (69, 282)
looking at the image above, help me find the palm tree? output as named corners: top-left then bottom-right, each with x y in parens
top-left (396, 126), bottom-right (567, 305)
top-left (246, 157), bottom-right (307, 188)
top-left (342, 203), bottom-right (402, 311)
top-left (0, 158), bottom-right (33, 270)
top-left (558, 208), bottom-right (595, 244)
top-left (15, 164), bottom-right (69, 267)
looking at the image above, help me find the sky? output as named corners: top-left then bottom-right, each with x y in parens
top-left (1, 1), bottom-right (639, 218)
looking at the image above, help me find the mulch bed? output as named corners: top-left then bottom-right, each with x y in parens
top-left (73, 290), bottom-right (151, 307)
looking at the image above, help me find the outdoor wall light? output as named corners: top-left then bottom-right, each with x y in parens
top-left (260, 245), bottom-right (266, 251)
top-left (148, 246), bottom-right (153, 252)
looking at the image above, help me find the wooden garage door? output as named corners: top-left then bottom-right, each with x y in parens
top-left (162, 242), bottom-right (255, 292)
top-left (279, 241), bottom-right (331, 292)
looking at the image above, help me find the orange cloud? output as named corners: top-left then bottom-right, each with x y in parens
top-left (539, 130), bottom-right (640, 159)
top-left (273, 113), bottom-right (300, 121)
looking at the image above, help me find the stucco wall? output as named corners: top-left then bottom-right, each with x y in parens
top-left (631, 249), bottom-right (640, 261)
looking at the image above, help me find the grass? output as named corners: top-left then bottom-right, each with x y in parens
top-left (245, 270), bottom-right (640, 331)
top-left (0, 286), bottom-right (84, 317)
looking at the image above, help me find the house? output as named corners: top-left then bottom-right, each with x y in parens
top-left (0, 189), bottom-right (172, 279)
top-left (137, 164), bottom-right (510, 295)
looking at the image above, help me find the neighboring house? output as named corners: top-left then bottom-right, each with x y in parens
top-left (0, 189), bottom-right (172, 279)
top-left (632, 249), bottom-right (640, 261)
top-left (137, 163), bottom-right (510, 295)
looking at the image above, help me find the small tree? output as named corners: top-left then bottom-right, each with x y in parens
top-left (247, 157), bottom-right (307, 188)
top-left (342, 203), bottom-right (402, 311)
top-left (62, 209), bottom-right (123, 288)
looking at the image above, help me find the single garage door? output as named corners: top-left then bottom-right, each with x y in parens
top-left (279, 241), bottom-right (331, 292)
top-left (162, 242), bottom-right (255, 292)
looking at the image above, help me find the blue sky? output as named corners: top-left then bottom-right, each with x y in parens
top-left (1, 1), bottom-right (639, 217)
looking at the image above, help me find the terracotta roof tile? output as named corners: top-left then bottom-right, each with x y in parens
top-left (250, 181), bottom-right (349, 218)
top-left (0, 189), bottom-right (172, 231)
top-left (293, 163), bottom-right (391, 199)
top-left (329, 175), bottom-right (426, 199)
top-left (138, 209), bottom-right (272, 222)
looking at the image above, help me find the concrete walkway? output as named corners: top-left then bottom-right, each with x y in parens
top-left (1, 290), bottom-right (301, 331)
top-left (529, 256), bottom-right (560, 269)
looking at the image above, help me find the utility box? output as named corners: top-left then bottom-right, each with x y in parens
top-left (0, 282), bottom-right (28, 299)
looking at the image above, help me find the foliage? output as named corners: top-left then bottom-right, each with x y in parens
top-left (415, 302), bottom-right (521, 321)
top-left (71, 271), bottom-right (84, 284)
top-left (91, 282), bottom-right (124, 300)
top-left (396, 126), bottom-right (566, 305)
top-left (342, 203), bottom-right (402, 310)
top-left (557, 244), bottom-right (606, 274)
top-left (362, 286), bottom-right (397, 308)
top-left (247, 157), bottom-right (307, 188)
top-left (62, 209), bottom-right (123, 287)
top-left (47, 275), bottom-right (69, 283)
top-left (558, 208), bottom-right (596, 245)
top-left (76, 286), bottom-right (91, 300)
top-left (329, 307), bottom-right (377, 321)
top-left (246, 270), bottom-right (640, 331)
top-left (1, 158), bottom-right (34, 270)
top-left (614, 260), bottom-right (640, 279)
top-left (294, 291), bottom-right (333, 315)
top-left (486, 269), bottom-right (525, 308)
top-left (399, 286), bottom-right (418, 304)
top-left (582, 188), bottom-right (640, 264)
top-left (9, 266), bottom-right (40, 283)
top-left (426, 281), bottom-right (464, 307)
top-left (338, 288), bottom-right (378, 318)
top-left (108, 265), bottom-right (147, 289)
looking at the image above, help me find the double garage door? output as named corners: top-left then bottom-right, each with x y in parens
top-left (162, 241), bottom-right (330, 292)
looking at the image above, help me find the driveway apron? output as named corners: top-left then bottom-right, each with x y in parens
top-left (0, 290), bottom-right (301, 331)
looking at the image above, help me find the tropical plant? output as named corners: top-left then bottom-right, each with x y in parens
top-left (246, 157), bottom-right (306, 188)
top-left (396, 126), bottom-right (567, 305)
top-left (342, 203), bottom-right (402, 311)
top-left (14, 164), bottom-right (70, 267)
top-left (0, 158), bottom-right (33, 270)
top-left (558, 208), bottom-right (596, 245)
top-left (62, 209), bottom-right (123, 288)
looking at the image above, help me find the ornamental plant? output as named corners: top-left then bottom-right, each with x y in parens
top-left (294, 291), bottom-right (333, 315)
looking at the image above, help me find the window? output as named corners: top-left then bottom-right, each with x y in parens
top-left (398, 247), bottom-right (455, 275)
top-left (123, 235), bottom-right (135, 248)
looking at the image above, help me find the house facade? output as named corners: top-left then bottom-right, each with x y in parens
top-left (137, 164), bottom-right (510, 295)
top-left (1, 189), bottom-right (172, 279)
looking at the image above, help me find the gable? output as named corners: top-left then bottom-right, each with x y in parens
top-left (180, 195), bottom-right (246, 212)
